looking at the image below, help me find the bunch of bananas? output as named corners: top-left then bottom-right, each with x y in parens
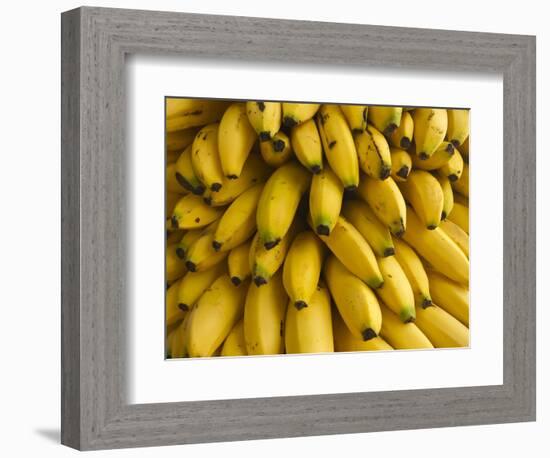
top-left (165, 98), bottom-right (470, 358)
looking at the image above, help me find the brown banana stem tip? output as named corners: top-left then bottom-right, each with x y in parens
top-left (185, 261), bottom-right (197, 272)
top-left (253, 276), bottom-right (267, 287)
top-left (264, 239), bottom-right (280, 250)
top-left (178, 303), bottom-right (189, 312)
top-left (383, 247), bottom-right (395, 257)
top-left (310, 164), bottom-right (321, 174)
top-left (210, 182), bottom-right (222, 191)
top-left (211, 241), bottom-right (222, 251)
top-left (400, 137), bottom-right (411, 149)
top-left (396, 166), bottom-right (409, 179)
top-left (362, 328), bottom-right (377, 341)
top-left (316, 225), bottom-right (330, 236)
top-left (294, 300), bottom-right (308, 310)
top-left (230, 277), bottom-right (242, 286)
top-left (175, 247), bottom-right (185, 259)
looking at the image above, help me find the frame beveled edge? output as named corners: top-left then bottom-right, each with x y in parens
top-left (61, 6), bottom-right (536, 450)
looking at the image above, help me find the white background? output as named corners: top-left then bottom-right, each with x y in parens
top-left (129, 57), bottom-right (503, 403)
top-left (0, 0), bottom-right (546, 457)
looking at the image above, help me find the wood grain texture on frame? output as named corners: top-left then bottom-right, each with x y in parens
top-left (61, 6), bottom-right (536, 450)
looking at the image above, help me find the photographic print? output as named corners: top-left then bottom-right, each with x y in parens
top-left (165, 99), bottom-right (470, 358)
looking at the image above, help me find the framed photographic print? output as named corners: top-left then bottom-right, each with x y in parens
top-left (61, 6), bottom-right (536, 450)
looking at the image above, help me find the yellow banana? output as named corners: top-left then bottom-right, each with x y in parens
top-left (191, 123), bottom-right (225, 192)
top-left (175, 144), bottom-right (205, 195)
top-left (446, 109), bottom-right (470, 148)
top-left (367, 106), bottom-right (403, 136)
top-left (323, 255), bottom-right (382, 341)
top-left (447, 202), bottom-right (469, 234)
top-left (256, 161), bottom-right (311, 249)
top-left (212, 183), bottom-right (264, 252)
top-left (166, 243), bottom-right (187, 283)
top-left (244, 271), bottom-right (288, 355)
top-left (390, 147), bottom-right (412, 182)
top-left (221, 320), bottom-right (247, 357)
top-left (340, 104), bottom-right (368, 133)
top-left (390, 111), bottom-right (413, 149)
top-left (166, 162), bottom-right (187, 194)
top-left (412, 108), bottom-right (448, 159)
top-left (309, 166), bottom-right (344, 235)
top-left (290, 118), bottom-right (324, 173)
top-left (458, 136), bottom-right (469, 162)
top-left (170, 194), bottom-right (223, 230)
top-left (166, 279), bottom-right (185, 326)
top-left (165, 98), bottom-right (228, 132)
top-left (259, 131), bottom-right (293, 167)
top-left (452, 162), bottom-right (469, 198)
top-left (402, 207), bottom-right (469, 285)
top-left (169, 317), bottom-right (188, 358)
top-left (203, 153), bottom-right (270, 207)
top-left (392, 237), bottom-right (432, 307)
top-left (439, 148), bottom-right (464, 182)
top-left (354, 124), bottom-right (392, 180)
top-left (357, 175), bottom-right (407, 236)
top-left (246, 101), bottom-right (281, 141)
top-left (282, 103), bottom-right (320, 127)
top-left (316, 104), bottom-right (359, 190)
top-left (250, 220), bottom-right (300, 286)
top-left (379, 305), bottom-right (433, 349)
top-left (341, 199), bottom-right (395, 257)
top-left (440, 219), bottom-right (469, 257)
top-left (176, 262), bottom-right (226, 311)
top-left (166, 126), bottom-right (200, 152)
top-left (411, 141), bottom-right (455, 171)
top-left (283, 231), bottom-right (325, 310)
top-left (332, 309), bottom-right (393, 352)
top-left (175, 226), bottom-right (204, 259)
top-left (317, 215), bottom-right (383, 289)
top-left (184, 222), bottom-right (229, 272)
top-left (285, 285), bottom-right (334, 353)
top-left (398, 170), bottom-right (444, 229)
top-left (436, 174), bottom-right (454, 220)
top-left (375, 255), bottom-right (416, 322)
top-left (228, 240), bottom-right (253, 286)
top-left (186, 274), bottom-right (249, 357)
top-left (414, 304), bottom-right (469, 348)
top-left (218, 103), bottom-right (257, 179)
top-left (427, 270), bottom-right (469, 326)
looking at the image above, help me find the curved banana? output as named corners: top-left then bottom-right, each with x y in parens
top-left (203, 153), bottom-right (270, 207)
top-left (228, 240), bottom-right (253, 286)
top-left (166, 126), bottom-right (200, 153)
top-left (184, 222), bottom-right (229, 272)
top-left (166, 162), bottom-right (187, 194)
top-left (186, 274), bottom-right (249, 357)
top-left (317, 215), bottom-right (383, 288)
top-left (390, 147), bottom-right (412, 182)
top-left (458, 136), bottom-right (469, 162)
top-left (446, 109), bottom-right (470, 148)
top-left (165, 99), bottom-right (229, 132)
top-left (316, 104), bottom-right (359, 190)
top-left (436, 174), bottom-right (454, 220)
top-left (176, 262), bottom-right (226, 311)
top-left (175, 227), bottom-right (204, 259)
top-left (259, 131), bottom-right (293, 167)
top-left (170, 194), bottom-right (223, 230)
top-left (427, 270), bottom-right (469, 326)
top-left (341, 199), bottom-right (395, 257)
top-left (175, 144), bottom-right (205, 195)
top-left (375, 255), bottom-right (416, 322)
top-left (221, 320), bottom-right (247, 357)
top-left (282, 103), bottom-right (320, 128)
top-left (244, 271), bottom-right (288, 355)
top-left (309, 166), bottom-right (344, 236)
top-left (166, 243), bottom-right (187, 283)
top-left (452, 162), bottom-right (469, 197)
top-left (354, 124), bottom-right (392, 180)
top-left (285, 285), bottom-right (334, 353)
top-left (290, 118), bottom-right (324, 173)
top-left (367, 106), bottom-right (403, 136)
top-left (414, 304), bottom-right (469, 348)
top-left (246, 101), bottom-right (281, 141)
top-left (440, 219), bottom-right (469, 257)
top-left (392, 237), bottom-right (432, 307)
top-left (169, 317), bottom-right (188, 358)
top-left (340, 104), bottom-right (368, 133)
top-left (379, 305), bottom-right (433, 349)
top-left (256, 161), bottom-right (311, 249)
top-left (191, 123), bottom-right (225, 192)
top-left (323, 255), bottom-right (382, 341)
top-left (283, 231), bottom-right (325, 310)
top-left (447, 202), bottom-right (469, 233)
top-left (439, 148), bottom-right (464, 182)
top-left (402, 207), bottom-right (469, 285)
top-left (411, 141), bottom-right (455, 171)
top-left (218, 103), bottom-right (257, 179)
top-left (412, 108), bottom-right (448, 159)
top-left (166, 279), bottom-right (185, 326)
top-left (212, 183), bottom-right (264, 252)
top-left (390, 111), bottom-right (413, 149)
top-left (357, 175), bottom-right (407, 236)
top-left (332, 309), bottom-right (393, 352)
top-left (398, 170), bottom-right (444, 229)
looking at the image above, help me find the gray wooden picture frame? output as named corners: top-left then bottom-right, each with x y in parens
top-left (61, 6), bottom-right (536, 451)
